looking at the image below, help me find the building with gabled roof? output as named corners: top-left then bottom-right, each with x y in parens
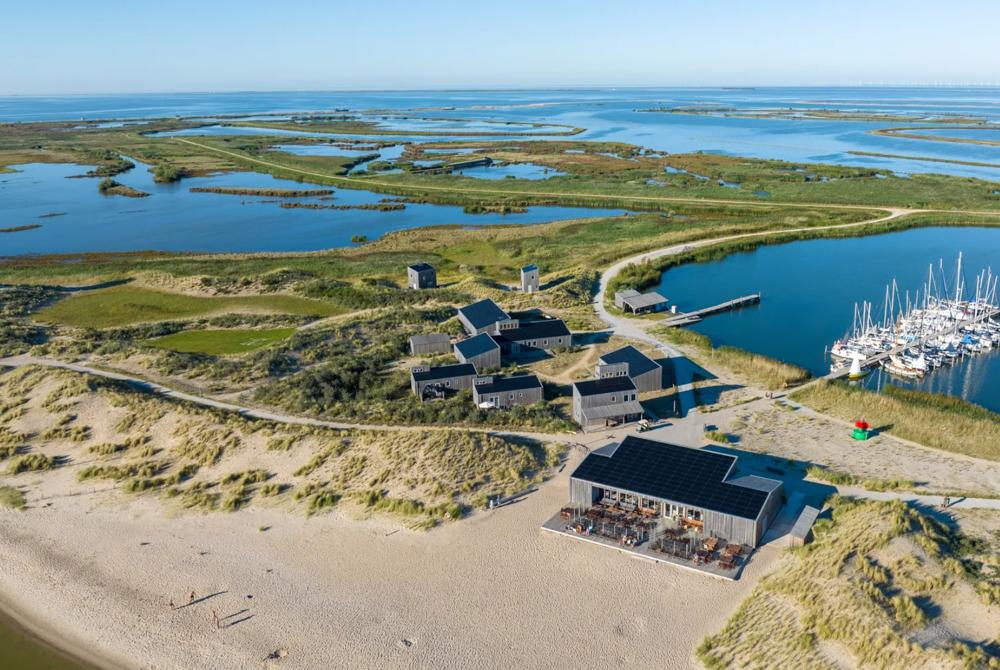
top-left (473, 374), bottom-right (543, 409)
top-left (493, 318), bottom-right (571, 353)
top-left (454, 333), bottom-right (501, 372)
top-left (409, 333), bottom-right (451, 356)
top-left (457, 298), bottom-right (510, 336)
top-left (616, 290), bottom-right (668, 314)
top-left (597, 345), bottom-right (663, 393)
top-left (569, 436), bottom-right (783, 547)
top-left (410, 363), bottom-right (476, 401)
top-left (572, 376), bottom-right (643, 429)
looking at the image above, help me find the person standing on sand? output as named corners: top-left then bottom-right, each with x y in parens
top-left (189, 591), bottom-right (196, 603)
top-left (169, 599), bottom-right (175, 610)
top-left (212, 609), bottom-right (220, 629)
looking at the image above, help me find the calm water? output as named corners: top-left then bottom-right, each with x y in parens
top-left (658, 227), bottom-right (1000, 412)
top-left (5, 87), bottom-right (1000, 180)
top-left (454, 163), bottom-right (566, 180)
top-left (0, 161), bottom-right (620, 255)
top-left (0, 607), bottom-right (90, 669)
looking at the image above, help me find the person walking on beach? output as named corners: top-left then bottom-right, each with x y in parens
top-left (169, 599), bottom-right (175, 610)
top-left (212, 609), bottom-right (220, 629)
top-left (189, 591), bottom-right (196, 603)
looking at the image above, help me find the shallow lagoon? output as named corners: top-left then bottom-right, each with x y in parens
top-left (0, 161), bottom-right (622, 255)
top-left (657, 227), bottom-right (1000, 411)
top-left (455, 163), bottom-right (566, 180)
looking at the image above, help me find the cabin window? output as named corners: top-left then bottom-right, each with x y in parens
top-left (543, 339), bottom-right (548, 346)
top-left (611, 396), bottom-right (616, 402)
top-left (445, 381), bottom-right (451, 387)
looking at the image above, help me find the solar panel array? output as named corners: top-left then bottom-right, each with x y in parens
top-left (570, 436), bottom-right (769, 519)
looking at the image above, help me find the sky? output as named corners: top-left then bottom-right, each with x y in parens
top-left (4, 0), bottom-right (999, 95)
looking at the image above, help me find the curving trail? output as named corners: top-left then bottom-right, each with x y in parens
top-left (592, 208), bottom-right (919, 414)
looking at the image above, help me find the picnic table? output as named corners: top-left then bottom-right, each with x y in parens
top-left (703, 537), bottom-right (719, 552)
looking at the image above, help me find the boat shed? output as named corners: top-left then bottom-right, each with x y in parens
top-left (618, 290), bottom-right (669, 315)
top-left (409, 333), bottom-right (451, 356)
top-left (569, 436), bottom-right (784, 547)
top-left (454, 333), bottom-right (501, 372)
top-left (457, 298), bottom-right (510, 336)
top-left (597, 345), bottom-right (664, 393)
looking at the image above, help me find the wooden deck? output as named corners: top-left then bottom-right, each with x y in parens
top-left (660, 293), bottom-right (761, 328)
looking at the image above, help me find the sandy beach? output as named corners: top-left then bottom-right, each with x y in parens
top-left (0, 452), bottom-right (782, 670)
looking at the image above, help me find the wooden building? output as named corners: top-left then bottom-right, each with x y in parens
top-left (457, 298), bottom-right (510, 336)
top-left (409, 333), bottom-right (451, 356)
top-left (454, 333), bottom-right (501, 372)
top-left (569, 436), bottom-right (784, 548)
top-left (410, 363), bottom-right (476, 401)
top-left (571, 376), bottom-right (643, 429)
top-left (407, 263), bottom-right (437, 290)
top-left (493, 318), bottom-right (571, 353)
top-left (473, 374), bottom-right (543, 409)
top-left (615, 289), bottom-right (668, 314)
top-left (520, 264), bottom-right (540, 293)
top-left (596, 345), bottom-right (663, 393)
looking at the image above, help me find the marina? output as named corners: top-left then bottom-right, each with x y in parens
top-left (828, 254), bottom-right (1000, 382)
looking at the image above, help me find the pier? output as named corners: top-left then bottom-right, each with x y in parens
top-left (826, 304), bottom-right (1000, 380)
top-left (660, 294), bottom-right (761, 327)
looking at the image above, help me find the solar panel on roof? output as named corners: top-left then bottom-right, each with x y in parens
top-left (570, 436), bottom-right (770, 519)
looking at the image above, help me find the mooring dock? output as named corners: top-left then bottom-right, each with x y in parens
top-left (826, 304), bottom-right (1000, 380)
top-left (660, 293), bottom-right (761, 327)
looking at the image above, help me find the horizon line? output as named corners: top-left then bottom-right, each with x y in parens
top-left (4, 83), bottom-right (1000, 98)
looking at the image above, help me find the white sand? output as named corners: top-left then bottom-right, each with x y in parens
top-left (0, 455), bottom-right (781, 670)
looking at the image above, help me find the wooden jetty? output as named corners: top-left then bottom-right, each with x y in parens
top-left (826, 305), bottom-right (1000, 380)
top-left (412, 157), bottom-right (494, 174)
top-left (660, 294), bottom-right (761, 328)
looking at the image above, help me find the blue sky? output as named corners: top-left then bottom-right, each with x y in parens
top-left (5, 0), bottom-right (999, 94)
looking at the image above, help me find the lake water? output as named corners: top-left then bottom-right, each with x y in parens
top-left (454, 163), bottom-right (566, 180)
top-left (0, 161), bottom-right (621, 255)
top-left (657, 227), bottom-right (1000, 411)
top-left (6, 87), bottom-right (1000, 180)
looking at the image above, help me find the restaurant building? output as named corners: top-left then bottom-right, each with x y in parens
top-left (569, 436), bottom-right (783, 547)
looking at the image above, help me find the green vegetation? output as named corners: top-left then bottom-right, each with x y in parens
top-left (804, 465), bottom-right (916, 492)
top-left (98, 178), bottom-right (149, 198)
top-left (792, 380), bottom-right (1000, 461)
top-left (8, 453), bottom-right (55, 474)
top-left (656, 326), bottom-right (811, 390)
top-left (152, 163), bottom-right (189, 183)
top-left (147, 328), bottom-right (296, 355)
top-left (189, 186), bottom-right (333, 197)
top-left (0, 224), bottom-right (42, 234)
top-left (35, 286), bottom-right (342, 328)
top-left (0, 485), bottom-right (26, 509)
top-left (698, 497), bottom-right (1000, 669)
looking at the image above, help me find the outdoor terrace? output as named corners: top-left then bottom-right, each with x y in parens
top-left (541, 501), bottom-right (752, 580)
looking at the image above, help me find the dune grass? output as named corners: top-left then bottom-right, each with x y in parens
top-left (698, 497), bottom-right (998, 669)
top-left (656, 326), bottom-right (811, 390)
top-left (147, 327), bottom-right (296, 355)
top-left (0, 485), bottom-right (26, 509)
top-left (792, 380), bottom-right (1000, 461)
top-left (35, 286), bottom-right (342, 328)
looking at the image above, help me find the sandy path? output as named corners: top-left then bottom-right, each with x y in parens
top-left (0, 452), bottom-right (780, 670)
